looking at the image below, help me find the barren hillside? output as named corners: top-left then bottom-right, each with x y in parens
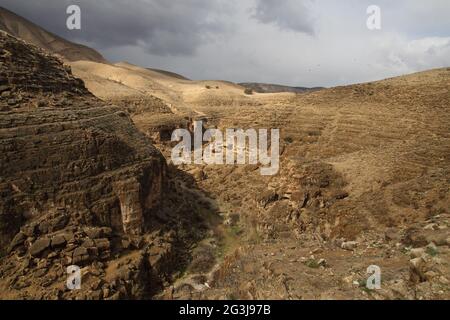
top-left (76, 49), bottom-right (449, 299)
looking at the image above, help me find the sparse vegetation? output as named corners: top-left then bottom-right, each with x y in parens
top-left (284, 136), bottom-right (293, 144)
top-left (304, 259), bottom-right (320, 269)
top-left (244, 88), bottom-right (253, 95)
top-left (426, 246), bottom-right (439, 257)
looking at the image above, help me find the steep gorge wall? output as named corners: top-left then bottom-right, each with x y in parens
top-left (0, 31), bottom-right (166, 254)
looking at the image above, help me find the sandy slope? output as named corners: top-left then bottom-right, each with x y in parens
top-left (70, 60), bottom-right (277, 117)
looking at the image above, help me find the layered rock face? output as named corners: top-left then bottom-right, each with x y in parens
top-left (0, 31), bottom-right (166, 255)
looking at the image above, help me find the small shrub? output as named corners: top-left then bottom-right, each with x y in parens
top-left (205, 85), bottom-right (212, 89)
top-left (284, 136), bottom-right (293, 144)
top-left (426, 246), bottom-right (438, 257)
top-left (304, 259), bottom-right (320, 269)
top-left (244, 88), bottom-right (253, 95)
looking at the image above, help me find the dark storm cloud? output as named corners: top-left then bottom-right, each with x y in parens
top-left (0, 0), bottom-right (234, 55)
top-left (1, 0), bottom-right (449, 87)
top-left (252, 0), bottom-right (315, 35)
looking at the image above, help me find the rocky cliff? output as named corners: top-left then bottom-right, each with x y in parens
top-left (0, 30), bottom-right (166, 255)
top-left (0, 31), bottom-right (211, 300)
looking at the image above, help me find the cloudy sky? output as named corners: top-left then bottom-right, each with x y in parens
top-left (1, 0), bottom-right (450, 87)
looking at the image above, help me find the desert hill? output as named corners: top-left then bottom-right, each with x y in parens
top-left (239, 82), bottom-right (323, 93)
top-left (71, 60), bottom-right (253, 104)
top-left (0, 6), bottom-right (106, 63)
top-left (147, 68), bottom-right (190, 80)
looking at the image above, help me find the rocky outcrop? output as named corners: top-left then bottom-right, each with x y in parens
top-left (0, 31), bottom-right (210, 300)
top-left (0, 31), bottom-right (166, 255)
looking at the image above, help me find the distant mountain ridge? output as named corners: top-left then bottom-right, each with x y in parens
top-left (0, 6), bottom-right (106, 63)
top-left (239, 82), bottom-right (324, 93)
top-left (147, 68), bottom-right (191, 80)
